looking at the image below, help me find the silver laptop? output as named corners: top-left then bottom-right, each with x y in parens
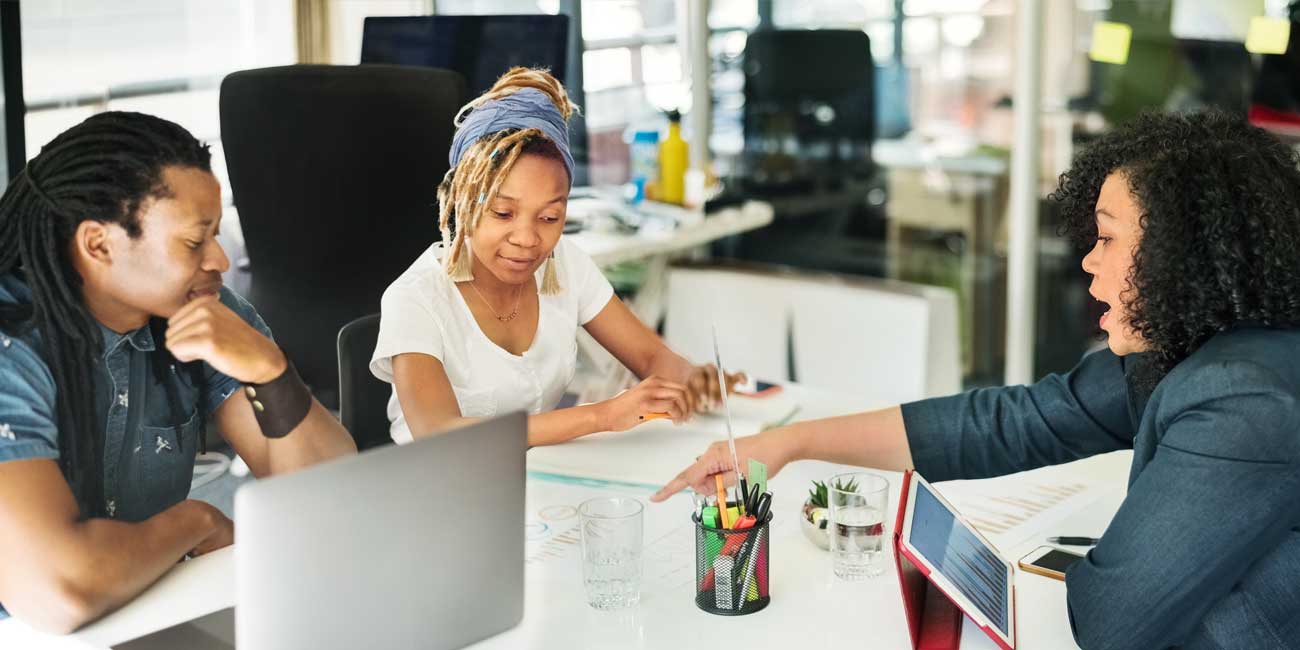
top-left (115, 412), bottom-right (527, 650)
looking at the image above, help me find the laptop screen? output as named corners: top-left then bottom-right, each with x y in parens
top-left (908, 481), bottom-right (1010, 636)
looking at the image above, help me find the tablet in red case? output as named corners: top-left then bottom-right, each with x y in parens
top-left (894, 470), bottom-right (1017, 650)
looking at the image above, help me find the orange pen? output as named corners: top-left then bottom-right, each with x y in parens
top-left (638, 412), bottom-right (671, 422)
top-left (715, 474), bottom-right (731, 528)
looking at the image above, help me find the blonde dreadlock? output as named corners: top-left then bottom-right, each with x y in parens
top-left (438, 67), bottom-right (579, 295)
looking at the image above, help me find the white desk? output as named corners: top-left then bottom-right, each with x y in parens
top-left (567, 198), bottom-right (774, 269)
top-left (0, 384), bottom-right (1129, 649)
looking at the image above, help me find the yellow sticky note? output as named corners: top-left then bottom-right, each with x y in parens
top-left (1090, 21), bottom-right (1132, 65)
top-left (1246, 16), bottom-right (1291, 55)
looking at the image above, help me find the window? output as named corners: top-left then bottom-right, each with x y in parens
top-left (21, 1), bottom-right (296, 204)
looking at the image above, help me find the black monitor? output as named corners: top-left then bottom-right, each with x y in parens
top-left (360, 15), bottom-right (569, 98)
top-left (742, 29), bottom-right (876, 185)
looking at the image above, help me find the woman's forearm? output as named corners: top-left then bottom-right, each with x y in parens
top-left (777, 406), bottom-right (914, 472)
top-left (409, 405), bottom-right (605, 448)
top-left (641, 345), bottom-right (694, 383)
top-left (526, 404), bottom-right (607, 446)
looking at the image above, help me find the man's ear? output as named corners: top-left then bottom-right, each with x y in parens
top-left (71, 220), bottom-right (114, 269)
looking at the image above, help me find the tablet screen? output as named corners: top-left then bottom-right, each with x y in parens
top-left (909, 481), bottom-right (1010, 636)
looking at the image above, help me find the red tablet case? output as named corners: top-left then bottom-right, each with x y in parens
top-left (893, 470), bottom-right (1016, 650)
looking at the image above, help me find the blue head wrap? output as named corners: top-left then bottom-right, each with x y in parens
top-left (448, 87), bottom-right (573, 186)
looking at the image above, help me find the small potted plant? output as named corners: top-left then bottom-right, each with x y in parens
top-left (801, 476), bottom-right (859, 550)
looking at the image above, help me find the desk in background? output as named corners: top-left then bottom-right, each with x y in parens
top-left (0, 383), bottom-right (1128, 650)
top-left (564, 193), bottom-right (775, 402)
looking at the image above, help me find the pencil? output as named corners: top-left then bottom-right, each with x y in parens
top-left (715, 474), bottom-right (731, 528)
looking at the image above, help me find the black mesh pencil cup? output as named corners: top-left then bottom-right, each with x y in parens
top-left (693, 513), bottom-right (772, 615)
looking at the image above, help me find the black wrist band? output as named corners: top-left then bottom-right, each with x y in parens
top-left (243, 360), bottom-right (312, 439)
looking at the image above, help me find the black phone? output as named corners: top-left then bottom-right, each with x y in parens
top-left (1018, 545), bottom-right (1084, 581)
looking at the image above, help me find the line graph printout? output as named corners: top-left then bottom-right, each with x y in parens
top-left (931, 465), bottom-right (1113, 551)
top-left (524, 473), bottom-right (698, 594)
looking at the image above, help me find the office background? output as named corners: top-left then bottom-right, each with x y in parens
top-left (0, 0), bottom-right (1292, 393)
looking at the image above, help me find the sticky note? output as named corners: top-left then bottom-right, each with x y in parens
top-left (749, 458), bottom-right (768, 495)
top-left (1090, 21), bottom-right (1132, 65)
top-left (1246, 16), bottom-right (1291, 55)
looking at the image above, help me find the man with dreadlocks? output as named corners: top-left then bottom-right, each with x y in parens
top-left (371, 67), bottom-right (742, 446)
top-left (0, 112), bottom-right (356, 632)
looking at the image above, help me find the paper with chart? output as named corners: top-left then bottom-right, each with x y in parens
top-left (525, 473), bottom-right (699, 595)
top-left (931, 461), bottom-right (1115, 551)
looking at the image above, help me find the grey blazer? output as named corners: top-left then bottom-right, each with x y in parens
top-left (902, 326), bottom-right (1300, 650)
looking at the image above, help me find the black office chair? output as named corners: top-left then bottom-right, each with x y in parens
top-left (337, 313), bottom-right (392, 452)
top-left (220, 64), bottom-right (466, 407)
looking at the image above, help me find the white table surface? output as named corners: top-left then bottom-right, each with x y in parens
top-left (0, 384), bottom-right (1129, 649)
top-left (568, 199), bottom-right (773, 269)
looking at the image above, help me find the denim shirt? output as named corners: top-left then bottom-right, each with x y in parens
top-left (0, 275), bottom-right (271, 618)
top-left (902, 328), bottom-right (1300, 650)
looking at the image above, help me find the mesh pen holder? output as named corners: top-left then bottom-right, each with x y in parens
top-left (693, 513), bottom-right (772, 616)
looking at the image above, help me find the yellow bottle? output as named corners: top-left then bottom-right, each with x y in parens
top-left (658, 110), bottom-right (688, 205)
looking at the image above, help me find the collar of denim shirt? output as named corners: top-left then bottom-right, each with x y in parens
top-left (96, 320), bottom-right (156, 359)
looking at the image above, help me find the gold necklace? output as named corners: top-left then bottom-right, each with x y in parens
top-left (469, 280), bottom-right (522, 322)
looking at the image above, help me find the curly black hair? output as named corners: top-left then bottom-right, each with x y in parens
top-left (1052, 109), bottom-right (1300, 376)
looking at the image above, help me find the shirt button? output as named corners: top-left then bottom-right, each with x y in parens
top-left (116, 392), bottom-right (129, 408)
top-left (245, 386), bottom-right (257, 399)
top-left (106, 500), bottom-right (117, 518)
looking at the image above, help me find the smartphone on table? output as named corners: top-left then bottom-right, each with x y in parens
top-left (1018, 545), bottom-right (1085, 581)
top-left (734, 380), bottom-right (782, 398)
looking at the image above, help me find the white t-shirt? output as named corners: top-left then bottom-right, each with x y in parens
top-left (370, 237), bottom-right (615, 444)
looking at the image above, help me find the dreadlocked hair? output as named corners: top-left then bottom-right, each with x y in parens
top-left (438, 67), bottom-right (578, 295)
top-left (0, 111), bottom-right (212, 519)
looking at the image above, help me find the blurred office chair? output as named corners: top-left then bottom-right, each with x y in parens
top-left (220, 64), bottom-right (466, 407)
top-left (337, 313), bottom-right (392, 452)
top-left (787, 277), bottom-right (960, 404)
top-left (665, 263), bottom-right (960, 404)
top-left (664, 266), bottom-right (790, 382)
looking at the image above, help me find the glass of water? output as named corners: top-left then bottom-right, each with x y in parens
top-left (827, 472), bottom-right (890, 580)
top-left (579, 496), bottom-right (644, 610)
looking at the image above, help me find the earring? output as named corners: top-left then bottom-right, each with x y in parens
top-left (540, 250), bottom-right (560, 295)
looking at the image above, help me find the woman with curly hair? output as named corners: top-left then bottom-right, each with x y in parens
top-left (653, 110), bottom-right (1300, 649)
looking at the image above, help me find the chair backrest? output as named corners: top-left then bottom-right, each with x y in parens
top-left (664, 263), bottom-right (960, 404)
top-left (664, 267), bottom-right (790, 383)
top-left (220, 64), bottom-right (466, 405)
top-left (337, 313), bottom-right (392, 451)
top-left (788, 277), bottom-right (960, 404)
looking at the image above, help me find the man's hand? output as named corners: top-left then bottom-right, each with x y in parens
top-left (166, 295), bottom-right (286, 384)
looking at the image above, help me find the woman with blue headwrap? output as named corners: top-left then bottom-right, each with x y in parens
top-left (371, 68), bottom-right (739, 446)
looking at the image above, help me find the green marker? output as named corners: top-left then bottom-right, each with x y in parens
top-left (749, 458), bottom-right (768, 495)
